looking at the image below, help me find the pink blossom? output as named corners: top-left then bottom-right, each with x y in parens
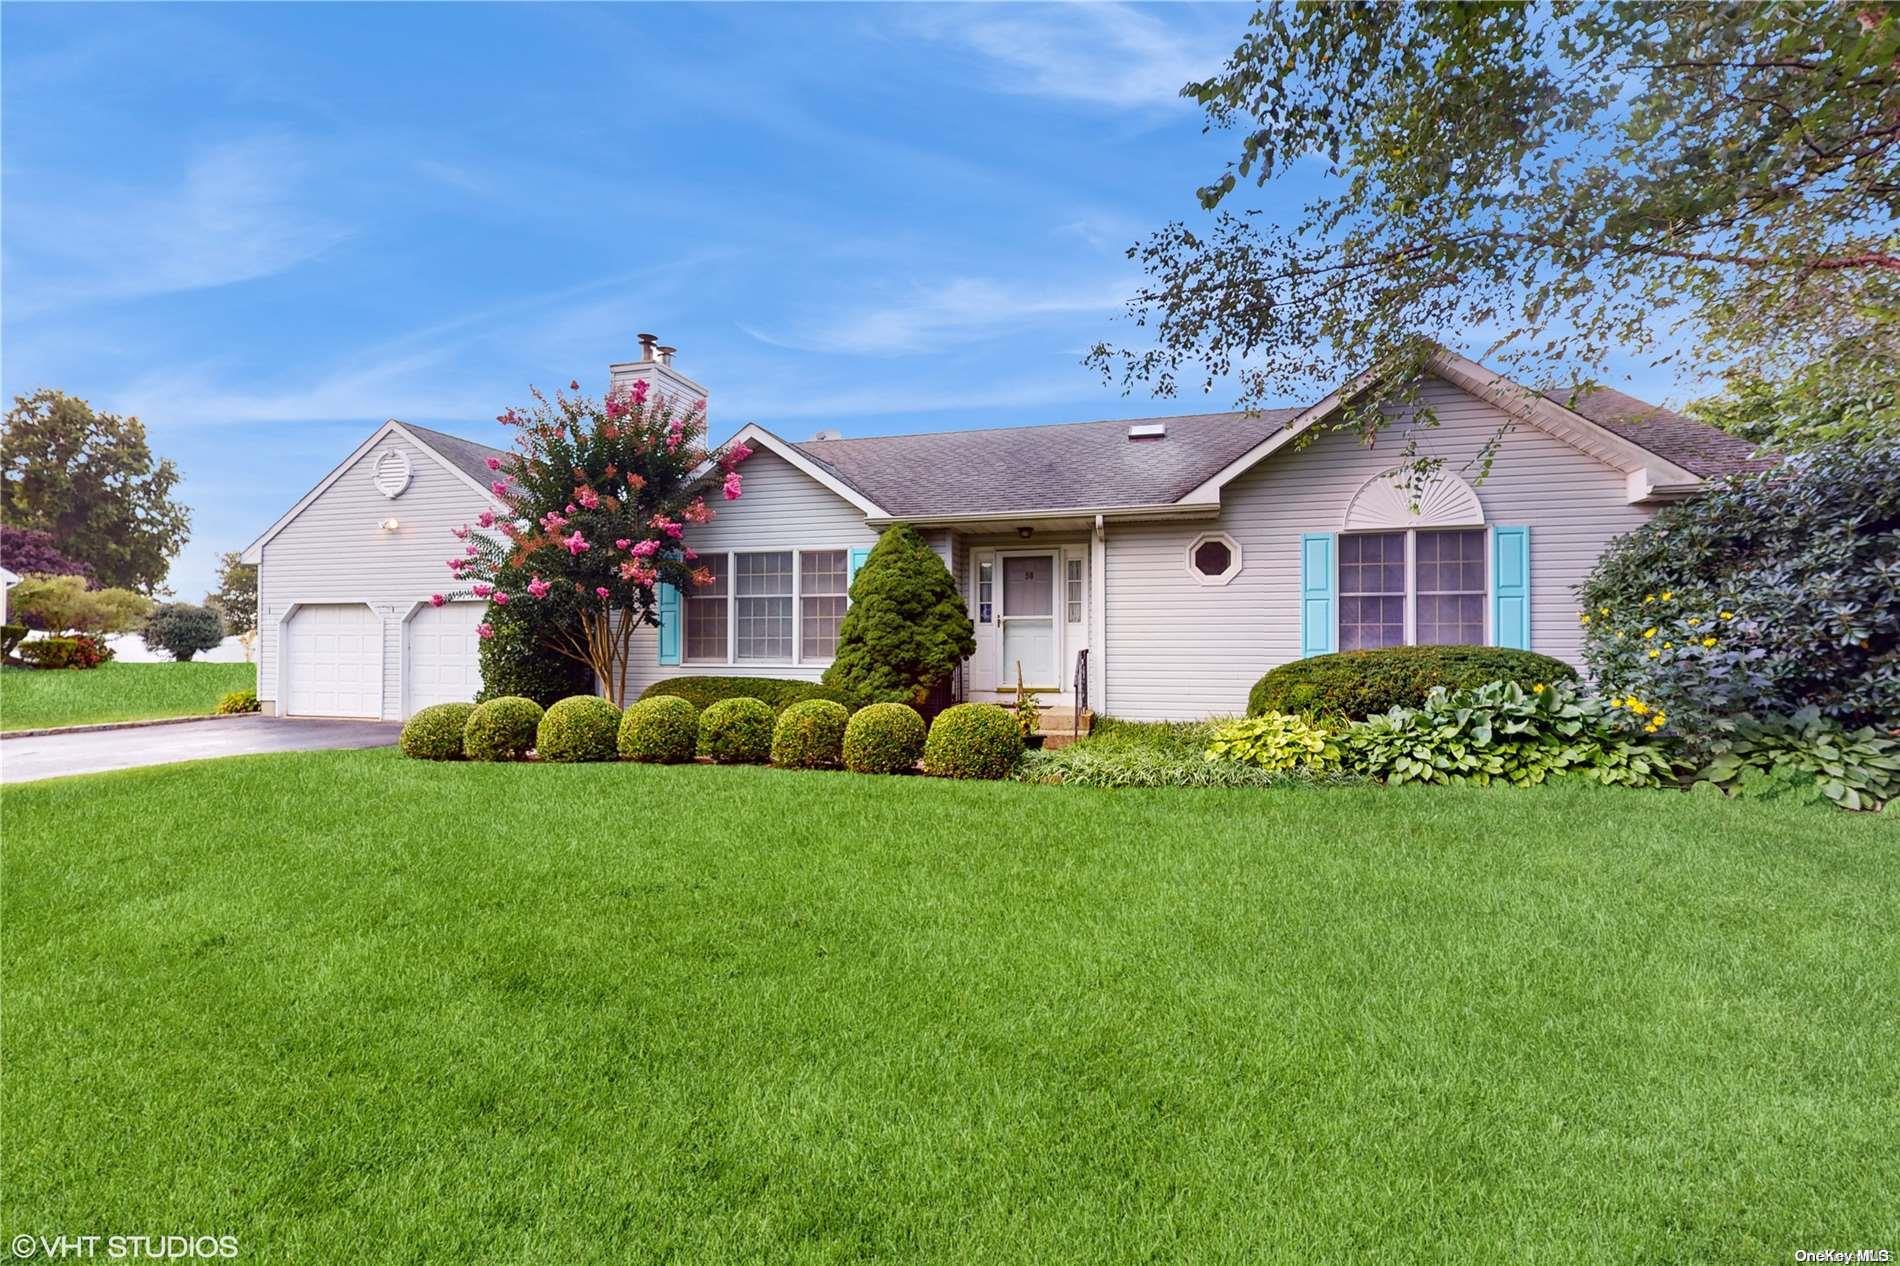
top-left (683, 547), bottom-right (698, 561)
top-left (471, 583), bottom-right (494, 598)
top-left (526, 575), bottom-right (551, 599)
top-left (682, 498), bottom-right (713, 525)
top-left (619, 561), bottom-right (657, 586)
top-left (576, 486), bottom-right (600, 510)
top-left (604, 393), bottom-right (627, 421)
top-left (477, 622), bottom-right (495, 640)
top-left (615, 538), bottom-right (632, 550)
top-left (451, 525), bottom-right (469, 540)
top-left (429, 594), bottom-right (445, 607)
top-left (493, 591), bottom-right (510, 606)
top-left (629, 538), bottom-right (661, 557)
top-left (650, 514), bottom-right (683, 539)
top-left (595, 586), bottom-right (611, 600)
top-left (485, 456), bottom-right (502, 471)
top-left (565, 503), bottom-right (577, 514)
top-left (491, 480), bottom-right (510, 496)
top-left (447, 557), bottom-right (468, 573)
top-left (723, 471), bottom-right (743, 501)
top-left (539, 510), bottom-right (569, 533)
top-left (721, 442), bottom-right (753, 471)
top-left (562, 530), bottom-right (590, 556)
top-left (630, 379), bottom-right (650, 404)
top-left (666, 417), bottom-right (685, 453)
top-left (476, 509), bottom-right (496, 528)
top-left (464, 543), bottom-right (478, 556)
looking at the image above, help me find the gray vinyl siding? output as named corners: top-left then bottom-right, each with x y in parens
top-left (257, 431), bottom-right (495, 718)
top-left (1102, 377), bottom-right (1654, 721)
top-left (615, 449), bottom-right (879, 700)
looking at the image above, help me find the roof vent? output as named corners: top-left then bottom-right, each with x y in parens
top-left (1127, 422), bottom-right (1167, 441)
top-left (810, 427), bottom-right (842, 442)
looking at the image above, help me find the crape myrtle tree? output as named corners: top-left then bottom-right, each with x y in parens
top-left (1089, 3), bottom-right (1900, 463)
top-left (437, 378), bottom-right (751, 707)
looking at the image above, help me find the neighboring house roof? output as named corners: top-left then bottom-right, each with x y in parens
top-left (400, 422), bottom-right (509, 485)
top-left (1544, 387), bottom-right (1776, 476)
top-left (793, 410), bottom-right (1303, 517)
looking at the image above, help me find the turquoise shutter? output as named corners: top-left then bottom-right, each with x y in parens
top-left (847, 547), bottom-right (871, 596)
top-left (1299, 534), bottom-right (1335, 657)
top-left (656, 581), bottom-right (681, 665)
top-left (1492, 526), bottom-right (1530, 649)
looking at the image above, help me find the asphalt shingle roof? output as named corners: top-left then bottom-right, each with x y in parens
top-left (395, 383), bottom-right (1769, 519)
top-left (1542, 387), bottom-right (1776, 477)
top-left (793, 410), bottom-right (1303, 517)
top-left (400, 422), bottom-right (508, 488)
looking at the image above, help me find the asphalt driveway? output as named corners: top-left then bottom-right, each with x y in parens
top-left (1, 715), bottom-right (403, 785)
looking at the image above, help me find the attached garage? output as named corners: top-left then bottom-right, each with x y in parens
top-left (283, 603), bottom-right (383, 718)
top-left (403, 601), bottom-right (485, 714)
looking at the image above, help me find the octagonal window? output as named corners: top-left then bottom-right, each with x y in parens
top-left (1187, 533), bottom-right (1241, 585)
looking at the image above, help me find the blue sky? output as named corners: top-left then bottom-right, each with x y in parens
top-left (2, 2), bottom-right (1683, 601)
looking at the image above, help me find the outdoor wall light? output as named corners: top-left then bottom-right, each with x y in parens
top-left (381, 517), bottom-right (401, 532)
top-left (1017, 525), bottom-right (1034, 539)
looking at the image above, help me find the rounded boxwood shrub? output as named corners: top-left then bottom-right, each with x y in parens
top-left (464, 695), bottom-right (544, 762)
top-left (842, 702), bottom-right (926, 774)
top-left (771, 698), bottom-right (850, 769)
top-left (619, 695), bottom-right (700, 763)
top-left (698, 697), bottom-right (774, 764)
top-left (1248, 645), bottom-right (1579, 719)
top-left (922, 703), bottom-right (1023, 780)
top-left (400, 702), bottom-right (476, 761)
top-left (536, 695), bottom-right (622, 763)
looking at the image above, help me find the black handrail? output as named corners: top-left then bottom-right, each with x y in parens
top-left (1072, 649), bottom-right (1089, 743)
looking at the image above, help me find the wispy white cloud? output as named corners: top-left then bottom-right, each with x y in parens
top-left (740, 275), bottom-right (1131, 357)
top-left (6, 136), bottom-right (345, 314)
top-left (902, 3), bottom-right (1233, 110)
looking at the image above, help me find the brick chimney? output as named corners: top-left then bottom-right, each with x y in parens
top-left (609, 332), bottom-right (709, 415)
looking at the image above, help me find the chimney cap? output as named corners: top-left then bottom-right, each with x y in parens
top-left (656, 345), bottom-right (677, 365)
top-left (637, 333), bottom-right (659, 361)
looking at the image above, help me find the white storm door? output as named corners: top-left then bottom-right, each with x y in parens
top-left (998, 553), bottom-right (1058, 687)
top-left (285, 604), bottom-right (382, 718)
top-left (405, 601), bottom-right (485, 716)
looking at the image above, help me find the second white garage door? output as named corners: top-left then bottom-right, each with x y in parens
top-left (404, 601), bottom-right (484, 716)
top-left (285, 603), bottom-right (383, 718)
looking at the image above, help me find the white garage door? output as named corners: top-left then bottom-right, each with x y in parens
top-left (285, 604), bottom-right (383, 718)
top-left (405, 601), bottom-right (484, 716)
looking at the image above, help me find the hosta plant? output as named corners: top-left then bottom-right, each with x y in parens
top-left (1204, 711), bottom-right (1342, 773)
top-left (1696, 708), bottom-right (1900, 812)
top-left (1342, 681), bottom-right (1682, 789)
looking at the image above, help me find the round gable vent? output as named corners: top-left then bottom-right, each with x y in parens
top-left (374, 449), bottom-right (413, 499)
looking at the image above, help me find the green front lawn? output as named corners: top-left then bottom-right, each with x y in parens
top-left (0, 660), bottom-right (255, 731)
top-left (4, 752), bottom-right (1894, 1261)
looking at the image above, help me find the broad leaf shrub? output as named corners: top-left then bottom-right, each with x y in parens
top-left (1340, 681), bottom-right (1681, 788)
top-left (1249, 645), bottom-right (1577, 719)
top-left (771, 698), bottom-right (850, 769)
top-left (640, 676), bottom-right (858, 714)
top-left (841, 703), bottom-right (926, 775)
top-left (214, 689), bottom-right (259, 715)
top-left (141, 602), bottom-right (224, 662)
top-left (1204, 712), bottom-right (1343, 773)
top-left (823, 524), bottom-right (975, 706)
top-left (477, 594), bottom-right (595, 708)
top-left (536, 696), bottom-right (621, 763)
top-left (619, 695), bottom-right (700, 763)
top-left (18, 635), bottom-right (112, 669)
top-left (1577, 445), bottom-right (1899, 729)
top-left (1697, 708), bottom-right (1900, 812)
top-left (463, 696), bottom-right (544, 762)
top-left (0, 624), bottom-right (25, 659)
top-left (922, 703), bottom-right (1023, 780)
top-left (698, 697), bottom-right (774, 765)
top-left (400, 702), bottom-right (476, 761)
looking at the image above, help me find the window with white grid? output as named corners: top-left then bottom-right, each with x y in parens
top-left (1415, 529), bottom-right (1486, 645)
top-left (684, 554), bottom-right (728, 662)
top-left (735, 552), bottom-right (793, 661)
top-left (800, 550), bottom-right (848, 661)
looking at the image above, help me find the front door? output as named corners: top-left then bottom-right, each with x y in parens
top-left (999, 552), bottom-right (1058, 687)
